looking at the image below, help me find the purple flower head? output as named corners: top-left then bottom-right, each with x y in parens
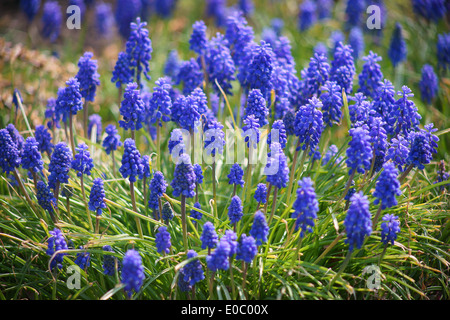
top-left (322, 144), bottom-right (343, 166)
top-left (292, 177), bottom-right (319, 237)
top-left (45, 97), bottom-right (60, 130)
top-left (388, 23), bottom-right (407, 67)
top-left (320, 81), bottom-right (343, 127)
top-left (245, 89), bottom-right (269, 127)
top-left (21, 0), bottom-right (40, 22)
top-left (348, 93), bottom-right (370, 125)
top-left (125, 17), bottom-right (153, 86)
top-left (190, 21), bottom-right (208, 55)
top-left (246, 40), bottom-right (274, 99)
top-left (254, 183), bottom-right (268, 204)
top-left (154, 0), bottom-right (177, 18)
top-left (193, 164), bottom-right (204, 185)
top-left (21, 137), bottom-right (43, 173)
top-left (236, 234), bottom-right (257, 263)
top-left (265, 142), bottom-right (290, 190)
top-left (148, 77), bottom-right (172, 126)
top-left (201, 221), bottom-right (218, 250)
top-left (155, 226), bottom-right (171, 254)
top-left (435, 160), bottom-right (450, 191)
top-left (119, 82), bottom-right (146, 131)
top-left (190, 201), bottom-right (202, 220)
top-left (228, 195), bottom-right (243, 224)
top-left (250, 210), bottom-right (269, 246)
top-left (304, 52), bottom-right (330, 99)
top-left (389, 86), bottom-right (421, 136)
top-left (386, 135), bottom-right (410, 172)
top-left (412, 0), bottom-right (447, 23)
top-left (48, 142), bottom-right (73, 189)
top-left (89, 178), bottom-right (107, 216)
top-left (181, 250), bottom-right (205, 286)
top-left (46, 228), bottom-right (68, 270)
top-left (437, 33), bottom-right (450, 71)
top-left (227, 163), bottom-right (244, 187)
top-left (345, 0), bottom-right (364, 28)
top-left (162, 202), bottom-right (174, 222)
top-left (171, 95), bottom-right (201, 132)
top-left (171, 153), bottom-right (196, 198)
top-left (346, 126), bottom-right (372, 175)
top-left (36, 181), bottom-right (56, 215)
top-left (41, 1), bottom-right (62, 43)
top-left (242, 114), bottom-right (260, 149)
top-left (57, 78), bottom-right (83, 116)
top-left (148, 171), bottom-right (167, 210)
top-left (358, 51), bottom-right (383, 99)
top-left (115, 0), bottom-right (142, 39)
top-left (102, 124), bottom-right (122, 155)
top-left (344, 192), bottom-right (372, 251)
top-left (294, 97), bottom-right (324, 152)
top-left (164, 50), bottom-right (181, 80)
top-left (330, 42), bottom-right (355, 94)
top-left (71, 143), bottom-right (94, 177)
top-left (88, 114), bottom-right (102, 143)
top-left (349, 27), bottom-right (364, 60)
top-left (268, 120), bottom-right (287, 152)
top-left (419, 64), bottom-right (439, 105)
top-left (121, 249), bottom-right (145, 298)
top-left (373, 162), bottom-right (401, 210)
top-left (111, 51), bottom-right (134, 89)
top-left (74, 247), bottom-right (91, 270)
top-left (298, 0), bottom-right (317, 32)
top-left (368, 116), bottom-right (388, 166)
top-left (75, 52), bottom-right (100, 102)
top-left (168, 128), bottom-right (185, 159)
top-left (102, 245), bottom-right (121, 276)
top-left (380, 214), bottom-right (401, 245)
top-left (176, 58), bottom-right (203, 95)
top-left (203, 119), bottom-right (225, 156)
top-left (206, 237), bottom-right (230, 272)
top-left (406, 124), bottom-right (439, 170)
top-left (225, 12), bottom-right (254, 67)
top-left (120, 138), bottom-right (144, 183)
top-left (95, 2), bottom-right (114, 38)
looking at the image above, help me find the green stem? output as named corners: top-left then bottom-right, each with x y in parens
top-left (372, 206), bottom-right (383, 231)
top-left (399, 164), bottom-right (414, 184)
top-left (339, 170), bottom-right (356, 202)
top-left (229, 257), bottom-right (236, 299)
top-left (157, 124), bottom-right (161, 171)
top-left (69, 114), bottom-right (76, 156)
top-left (83, 98), bottom-right (89, 139)
top-left (268, 187), bottom-right (278, 225)
top-left (181, 195), bottom-right (188, 253)
top-left (80, 175), bottom-right (93, 231)
top-left (291, 235), bottom-right (303, 265)
top-left (286, 141), bottom-right (301, 202)
top-left (314, 232), bottom-right (345, 265)
top-left (212, 158), bottom-right (218, 219)
top-left (130, 181), bottom-right (143, 239)
top-left (329, 249), bottom-right (353, 289)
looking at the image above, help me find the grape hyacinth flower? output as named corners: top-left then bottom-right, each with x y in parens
top-left (148, 77), bottom-right (172, 126)
top-left (115, 0), bottom-right (141, 39)
top-left (345, 0), bottom-right (365, 29)
top-left (102, 124), bottom-right (122, 175)
top-left (320, 81), bottom-right (343, 127)
top-left (292, 177), bottom-right (319, 238)
top-left (245, 89), bottom-right (269, 127)
top-left (254, 183), bottom-right (267, 209)
top-left (125, 17), bottom-right (153, 87)
top-left (236, 234), bottom-right (257, 264)
top-left (89, 178), bottom-right (107, 224)
top-left (48, 142), bottom-right (72, 195)
top-left (21, 137), bottom-right (44, 186)
top-left (368, 116), bottom-right (388, 174)
top-left (164, 50), bottom-right (181, 80)
top-left (388, 23), bottom-right (407, 68)
top-left (228, 195), bottom-right (243, 229)
top-left (250, 210), bottom-right (269, 246)
top-left (380, 214), bottom-right (401, 245)
top-left (176, 58), bottom-right (204, 95)
top-left (267, 120), bottom-right (287, 152)
top-left (155, 226), bottom-right (171, 255)
top-left (435, 160), bottom-right (450, 192)
top-left (161, 201), bottom-right (174, 223)
top-left (419, 64), bottom-right (439, 105)
top-left (201, 221), bottom-right (218, 253)
top-left (372, 162), bottom-right (401, 227)
top-left (180, 250), bottom-right (205, 288)
top-left (358, 51), bottom-right (383, 99)
top-left (303, 52), bottom-right (330, 102)
top-left (344, 192), bottom-right (372, 252)
top-left (45, 97), bottom-right (60, 131)
top-left (21, 0), bottom-right (40, 23)
top-left (189, 21), bottom-right (208, 55)
top-left (190, 202), bottom-right (202, 221)
top-left (111, 51), bottom-right (134, 89)
top-left (148, 171), bottom-right (167, 221)
top-left (95, 2), bottom-right (114, 38)
top-left (74, 247), bottom-right (91, 270)
top-left (87, 114), bottom-right (102, 143)
top-left (246, 40), bottom-right (274, 100)
top-left (121, 249), bottom-right (145, 298)
top-left (298, 0), bottom-right (317, 32)
top-left (386, 135), bottom-right (410, 172)
top-left (322, 144), bottom-right (342, 166)
top-left (206, 238), bottom-right (231, 272)
top-left (227, 163), bottom-right (245, 196)
top-left (437, 33), bottom-right (450, 71)
top-left (46, 228), bottom-right (68, 270)
top-left (412, 0), bottom-right (447, 23)
top-left (103, 245), bottom-right (121, 276)
top-left (154, 0), bottom-right (177, 18)
top-left (41, 1), bottom-right (62, 43)
top-left (119, 83), bottom-right (146, 138)
top-left (349, 27), bottom-right (364, 61)
top-left (168, 128), bottom-right (185, 161)
top-left (330, 42), bottom-right (355, 94)
top-left (71, 143), bottom-right (94, 177)
top-left (346, 126), bottom-right (372, 176)
top-left (389, 86), bottom-right (421, 136)
top-left (36, 181), bottom-right (57, 222)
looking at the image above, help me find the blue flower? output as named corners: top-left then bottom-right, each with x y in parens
top-left (265, 142), bottom-right (290, 190)
top-left (41, 1), bottom-right (62, 43)
top-left (125, 17), bottom-right (153, 86)
top-left (435, 160), bottom-right (450, 192)
top-left (181, 250), bottom-right (205, 286)
top-left (386, 135), bottom-right (410, 172)
top-left (148, 78), bottom-right (172, 126)
top-left (346, 126), bottom-right (372, 175)
top-left (303, 52), bottom-right (330, 99)
top-left (344, 192), bottom-right (372, 252)
top-left (121, 249), bottom-right (145, 298)
top-left (380, 214), bottom-right (401, 245)
top-left (201, 222), bottom-right (219, 250)
top-left (57, 78), bottom-right (83, 116)
top-left (245, 89), bottom-right (269, 127)
top-left (242, 114), bottom-right (260, 149)
top-left (168, 128), bottom-right (185, 158)
top-left (298, 0), bottom-right (317, 32)
top-left (348, 93), bottom-right (370, 125)
top-left (330, 42), bottom-right (355, 94)
top-left (36, 181), bottom-right (56, 215)
top-left (349, 27), bottom-right (365, 61)
top-left (406, 124), bottom-right (439, 170)
top-left (388, 23), bottom-right (407, 67)
top-left (102, 245), bottom-right (121, 276)
top-left (120, 138), bottom-right (144, 183)
top-left (111, 51), bottom-right (134, 89)
top-left (228, 195), bottom-right (243, 224)
top-left (268, 120), bottom-right (287, 151)
top-left (190, 21), bottom-right (208, 55)
top-left (71, 143), bottom-right (94, 177)
top-left (412, 0), bottom-right (447, 23)
top-left (119, 82), bottom-right (146, 131)
top-left (95, 2), bottom-right (114, 38)
top-left (358, 51), bottom-right (383, 99)
top-left (45, 97), bottom-right (60, 130)
top-left (225, 12), bottom-right (254, 67)
top-left (292, 177), bottom-right (319, 237)
top-left (48, 142), bottom-right (73, 189)
top-left (20, 0), bottom-right (40, 22)
top-left (373, 162), bottom-right (401, 210)
top-left (171, 154), bottom-right (196, 198)
top-left (236, 234), bottom-right (257, 263)
top-left (246, 40), bottom-right (274, 99)
top-left (155, 226), bottom-right (171, 254)
top-left (46, 228), bottom-right (68, 270)
top-left (322, 144), bottom-right (343, 166)
top-left (171, 95), bottom-right (201, 132)
top-left (227, 163), bottom-right (245, 187)
top-left (74, 247), bottom-right (91, 270)
top-left (154, 0), bottom-right (177, 18)
top-left (250, 210), bottom-right (269, 246)
top-left (102, 124), bottom-right (122, 155)
top-left (345, 0), bottom-right (364, 28)
top-left (203, 119), bottom-right (225, 156)
top-left (368, 116), bottom-right (388, 169)
top-left (254, 183), bottom-right (267, 204)
top-left (320, 81), bottom-right (343, 127)
top-left (75, 52), bottom-right (100, 102)
top-left (176, 58), bottom-right (204, 95)
top-left (294, 97), bottom-right (324, 152)
top-left (190, 202), bottom-right (202, 220)
top-left (419, 64), bottom-right (439, 105)
top-left (89, 178), bottom-right (107, 216)
top-left (206, 238), bottom-right (230, 272)
top-left (164, 50), bottom-right (181, 80)
top-left (21, 137), bottom-right (44, 173)
top-left (162, 202), bottom-right (174, 222)
top-left (115, 0), bottom-right (141, 39)
top-left (371, 79), bottom-right (396, 130)
top-left (193, 164), bottom-right (204, 185)
top-left (437, 33), bottom-right (450, 71)
top-left (148, 171), bottom-right (167, 210)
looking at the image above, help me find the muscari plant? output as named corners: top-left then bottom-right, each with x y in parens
top-left (0, 3), bottom-right (449, 302)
